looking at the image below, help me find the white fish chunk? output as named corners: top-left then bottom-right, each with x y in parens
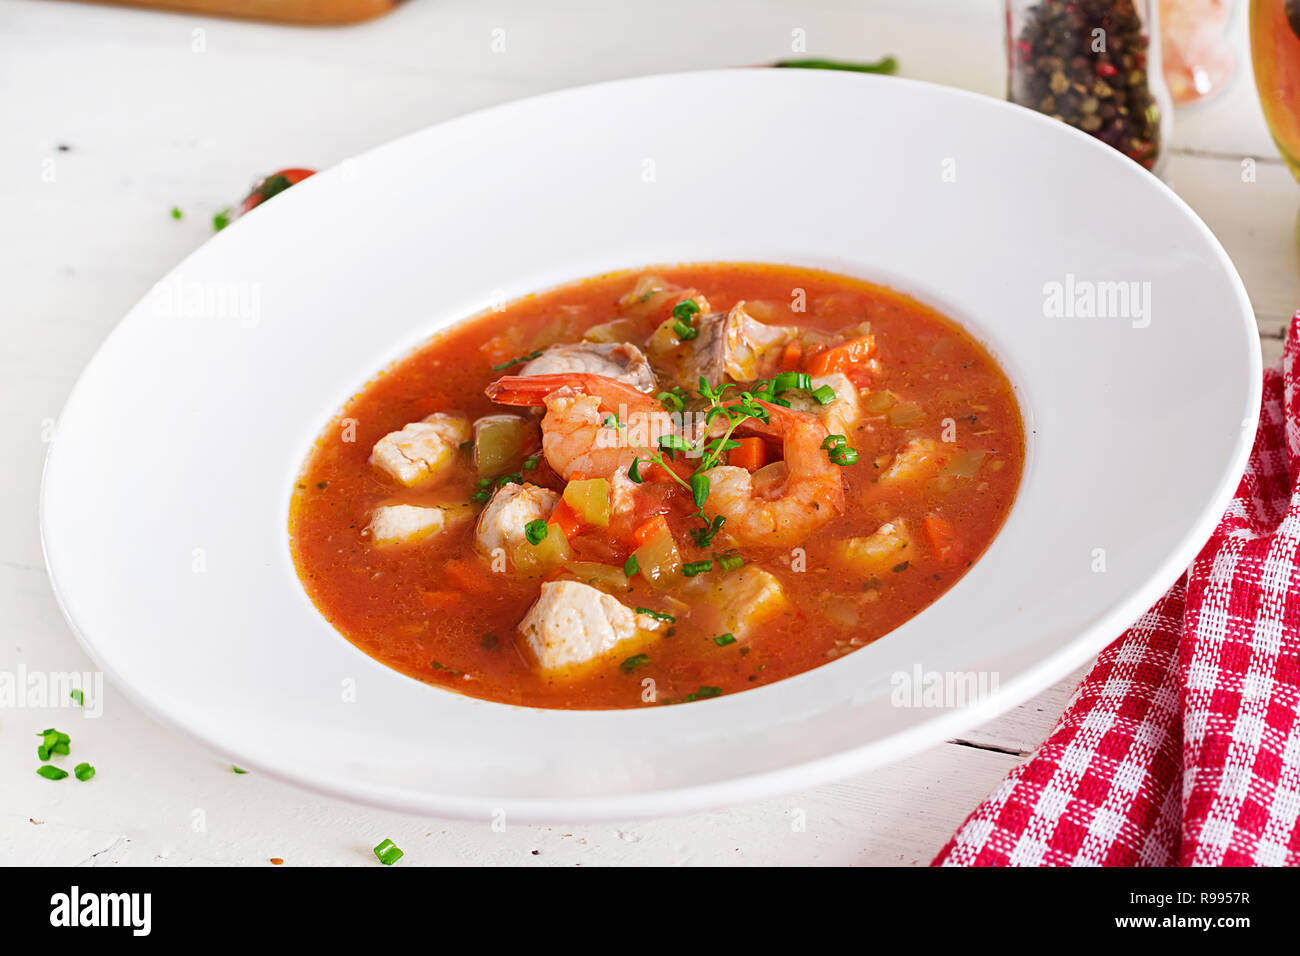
top-left (677, 302), bottom-right (800, 385)
top-left (880, 438), bottom-right (941, 485)
top-left (835, 519), bottom-right (913, 571)
top-left (367, 504), bottom-right (468, 546)
top-left (520, 342), bottom-right (656, 392)
top-left (370, 413), bottom-right (471, 487)
top-left (685, 565), bottom-right (787, 639)
top-left (785, 372), bottom-right (863, 441)
top-left (475, 482), bottom-right (560, 555)
top-left (518, 580), bottom-right (656, 673)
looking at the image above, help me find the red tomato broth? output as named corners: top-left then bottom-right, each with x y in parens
top-left (289, 263), bottom-right (1024, 709)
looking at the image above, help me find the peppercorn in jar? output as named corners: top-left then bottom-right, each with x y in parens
top-left (1008, 0), bottom-right (1172, 172)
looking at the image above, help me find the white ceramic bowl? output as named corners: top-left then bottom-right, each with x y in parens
top-left (41, 70), bottom-right (1259, 820)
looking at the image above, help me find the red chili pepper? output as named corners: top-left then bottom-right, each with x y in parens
top-left (240, 168), bottom-right (316, 215)
top-left (1096, 61), bottom-right (1118, 78)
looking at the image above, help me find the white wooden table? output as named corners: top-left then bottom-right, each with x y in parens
top-left (2, 0), bottom-right (1293, 866)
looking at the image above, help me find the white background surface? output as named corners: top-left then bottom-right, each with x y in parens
top-left (2, 0), bottom-right (1294, 866)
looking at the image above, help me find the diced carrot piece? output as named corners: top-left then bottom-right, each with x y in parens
top-left (805, 335), bottom-right (877, 376)
top-left (548, 498), bottom-right (583, 539)
top-left (419, 590), bottom-right (462, 610)
top-left (631, 514), bottom-right (669, 547)
top-left (730, 436), bottom-right (768, 472)
top-left (642, 463), bottom-right (678, 483)
top-left (922, 514), bottom-right (958, 561)
top-left (779, 340), bottom-right (803, 372)
top-left (443, 558), bottom-right (491, 592)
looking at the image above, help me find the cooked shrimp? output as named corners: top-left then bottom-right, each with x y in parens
top-left (485, 373), bottom-right (691, 482)
top-left (704, 402), bottom-right (845, 548)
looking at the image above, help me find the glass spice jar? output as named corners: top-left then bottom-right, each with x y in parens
top-left (1007, 0), bottom-right (1173, 173)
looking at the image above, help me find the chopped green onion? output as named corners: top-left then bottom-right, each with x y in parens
top-left (74, 763), bottom-right (95, 782)
top-left (682, 559), bottom-right (713, 577)
top-left (635, 607), bottom-right (676, 623)
top-left (491, 349), bottom-right (543, 372)
top-left (671, 298), bottom-right (700, 321)
top-left (70, 689), bottom-right (84, 706)
top-left (524, 519), bottom-right (548, 546)
top-left (821, 434), bottom-right (847, 450)
top-left (672, 319), bottom-right (698, 341)
top-left (811, 384), bottom-right (837, 405)
top-left (37, 766), bottom-right (68, 781)
top-left (170, 206), bottom-right (183, 220)
top-left (772, 56), bottom-right (898, 74)
top-left (773, 371), bottom-right (811, 394)
top-left (212, 208), bottom-right (232, 232)
top-left (829, 447), bottom-right (860, 466)
top-left (670, 299), bottom-right (701, 341)
top-left (620, 654), bottom-right (650, 674)
top-left (657, 390), bottom-right (684, 412)
top-left (373, 839), bottom-right (404, 865)
top-left (713, 633), bottom-right (737, 646)
top-left (717, 552), bottom-right (744, 571)
top-left (38, 729), bottom-right (70, 760)
top-left (624, 554), bottom-right (640, 577)
top-left (678, 685), bottom-right (723, 703)
top-left (232, 766), bottom-right (248, 774)
top-left (522, 454), bottom-right (540, 471)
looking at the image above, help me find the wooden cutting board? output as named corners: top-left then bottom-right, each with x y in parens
top-left (76, 0), bottom-right (400, 25)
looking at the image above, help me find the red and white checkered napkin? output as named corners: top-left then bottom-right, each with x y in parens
top-left (934, 315), bottom-right (1300, 867)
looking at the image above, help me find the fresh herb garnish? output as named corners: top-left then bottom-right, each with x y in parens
top-left (74, 763), bottom-right (95, 782)
top-left (170, 206), bottom-right (183, 220)
top-left (524, 519), bottom-right (548, 545)
top-left (37, 766), bottom-right (68, 781)
top-left (713, 633), bottom-right (737, 646)
top-left (619, 375), bottom-right (778, 548)
top-left (522, 454), bottom-right (540, 470)
top-left (213, 208), bottom-right (232, 232)
top-left (682, 559), bottom-right (713, 577)
top-left (624, 554), bottom-right (639, 577)
top-left (69, 689), bottom-right (84, 706)
top-left (481, 633), bottom-right (500, 650)
top-left (232, 766), bottom-right (248, 774)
